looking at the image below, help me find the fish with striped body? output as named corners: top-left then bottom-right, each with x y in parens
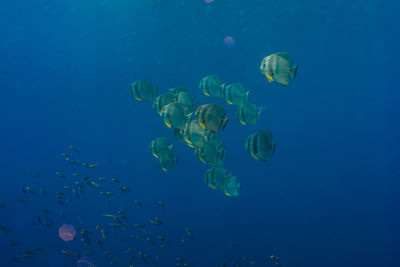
top-left (221, 82), bottom-right (249, 106)
top-left (260, 52), bottom-right (298, 86)
top-left (160, 102), bottom-right (191, 130)
top-left (130, 78), bottom-right (158, 101)
top-left (199, 75), bottom-right (223, 98)
top-left (195, 104), bottom-right (229, 133)
top-left (235, 103), bottom-right (265, 125)
top-left (149, 137), bottom-right (173, 159)
top-left (245, 130), bottom-right (276, 162)
top-left (204, 165), bottom-right (240, 197)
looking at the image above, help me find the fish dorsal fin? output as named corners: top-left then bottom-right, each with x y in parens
top-left (275, 52), bottom-right (293, 65)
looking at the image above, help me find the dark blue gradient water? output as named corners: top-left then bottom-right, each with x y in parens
top-left (0, 1), bottom-right (398, 266)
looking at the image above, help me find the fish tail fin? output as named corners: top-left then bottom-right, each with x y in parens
top-left (258, 106), bottom-right (267, 118)
top-left (153, 85), bottom-right (159, 96)
top-left (289, 64), bottom-right (298, 80)
top-left (221, 117), bottom-right (229, 131)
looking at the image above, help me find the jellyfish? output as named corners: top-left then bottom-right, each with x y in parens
top-left (223, 36), bottom-right (235, 48)
top-left (77, 256), bottom-right (95, 267)
top-left (58, 224), bottom-right (76, 242)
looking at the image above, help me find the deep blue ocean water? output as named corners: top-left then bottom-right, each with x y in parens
top-left (0, 0), bottom-right (398, 266)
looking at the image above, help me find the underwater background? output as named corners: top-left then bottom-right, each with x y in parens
top-left (0, 0), bottom-right (398, 266)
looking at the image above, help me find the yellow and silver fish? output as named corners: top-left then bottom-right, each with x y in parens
top-left (199, 75), bottom-right (223, 98)
top-left (195, 104), bottom-right (229, 133)
top-left (245, 130), bottom-right (276, 162)
top-left (130, 78), bottom-right (158, 102)
top-left (260, 52), bottom-right (298, 86)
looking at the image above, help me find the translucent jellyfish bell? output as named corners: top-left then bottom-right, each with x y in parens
top-left (77, 256), bottom-right (95, 267)
top-left (58, 224), bottom-right (76, 242)
top-left (223, 36), bottom-right (235, 48)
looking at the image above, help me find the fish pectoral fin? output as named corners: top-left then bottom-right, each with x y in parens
top-left (266, 75), bottom-right (273, 83)
top-left (225, 192), bottom-right (232, 197)
top-left (209, 185), bottom-right (217, 190)
top-left (135, 97), bottom-right (142, 101)
top-left (240, 120), bottom-right (246, 125)
top-left (165, 121), bottom-right (171, 128)
top-left (250, 153), bottom-right (258, 160)
top-left (152, 153), bottom-right (159, 159)
top-left (204, 92), bottom-right (210, 96)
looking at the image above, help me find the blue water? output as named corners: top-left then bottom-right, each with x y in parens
top-left (0, 0), bottom-right (398, 266)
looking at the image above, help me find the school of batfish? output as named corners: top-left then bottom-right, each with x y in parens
top-left (130, 52), bottom-right (297, 197)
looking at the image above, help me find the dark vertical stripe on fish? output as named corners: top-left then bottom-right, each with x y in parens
top-left (268, 55), bottom-right (275, 75)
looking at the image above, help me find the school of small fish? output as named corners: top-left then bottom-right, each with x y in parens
top-left (0, 145), bottom-right (286, 266)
